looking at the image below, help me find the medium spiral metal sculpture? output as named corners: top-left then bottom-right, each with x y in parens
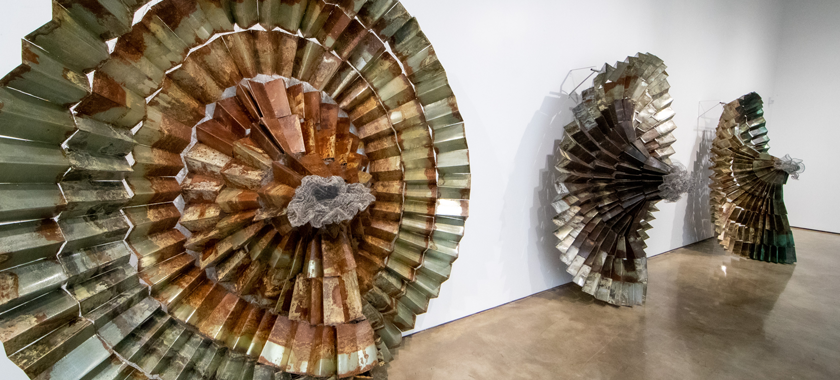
top-left (709, 92), bottom-right (799, 264)
top-left (553, 53), bottom-right (686, 307)
top-left (0, 1), bottom-right (470, 379)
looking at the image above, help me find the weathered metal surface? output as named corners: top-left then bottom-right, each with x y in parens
top-left (128, 229), bottom-right (186, 270)
top-left (0, 259), bottom-right (68, 313)
top-left (126, 177), bottom-right (182, 206)
top-left (58, 212), bottom-right (130, 253)
top-left (710, 92), bottom-right (797, 263)
top-left (75, 71), bottom-right (146, 128)
top-left (231, 0), bottom-right (260, 28)
top-left (123, 203), bottom-right (181, 239)
top-left (132, 145), bottom-right (185, 177)
top-left (25, 2), bottom-right (109, 73)
top-left (185, 143), bottom-right (233, 178)
top-left (63, 150), bottom-right (133, 181)
top-left (148, 78), bottom-right (205, 127)
top-left (66, 116), bottom-right (136, 156)
top-left (56, 0), bottom-right (132, 40)
top-left (60, 241), bottom-right (133, 284)
top-left (0, 138), bottom-right (70, 184)
top-left (0, 289), bottom-right (78, 355)
top-left (259, 0), bottom-right (309, 33)
top-left (0, 184), bottom-right (66, 223)
top-left (0, 40), bottom-right (89, 107)
top-left (59, 180), bottom-right (131, 218)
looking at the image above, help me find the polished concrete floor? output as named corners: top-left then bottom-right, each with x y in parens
top-left (386, 229), bottom-right (840, 379)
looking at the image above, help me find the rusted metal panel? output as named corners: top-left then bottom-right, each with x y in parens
top-left (336, 78), bottom-right (373, 111)
top-left (58, 212), bottom-right (130, 253)
top-left (224, 31), bottom-right (259, 79)
top-left (335, 321), bottom-right (377, 377)
top-left (124, 203), bottom-right (181, 239)
top-left (424, 95), bottom-right (462, 129)
top-left (258, 182), bottom-right (295, 209)
top-left (197, 119), bottom-right (240, 156)
top-left (0, 184), bottom-right (66, 223)
top-left (299, 1), bottom-right (333, 38)
top-left (345, 32), bottom-right (385, 72)
top-left (389, 99), bottom-right (426, 131)
top-left (25, 2), bottom-right (110, 73)
top-left (293, 39), bottom-right (327, 83)
top-left (357, 114), bottom-right (393, 142)
top-left (315, 7), bottom-right (352, 49)
top-left (357, 0), bottom-right (396, 27)
top-left (275, 33), bottom-right (299, 78)
top-left (370, 2), bottom-right (409, 41)
top-left (56, 0), bottom-right (132, 40)
top-left (249, 78), bottom-right (292, 118)
top-left (253, 31), bottom-right (277, 76)
top-left (264, 115), bottom-right (307, 155)
top-left (217, 188), bottom-right (262, 213)
top-left (0, 259), bottom-right (68, 313)
top-left (126, 177), bottom-right (181, 206)
top-left (234, 138), bottom-right (274, 171)
top-left (64, 150), bottom-right (133, 181)
top-left (148, 78), bottom-right (206, 127)
top-left (75, 71), bottom-right (146, 128)
top-left (199, 220), bottom-right (262, 268)
top-left (138, 252), bottom-right (194, 292)
top-left (96, 296), bottom-right (159, 347)
top-left (348, 94), bottom-right (386, 126)
top-left (0, 138), bottom-right (69, 184)
top-left (97, 52), bottom-right (166, 97)
top-left (323, 62), bottom-right (360, 100)
top-left (359, 53), bottom-right (401, 92)
top-left (231, 0), bottom-right (260, 28)
top-left (170, 57), bottom-right (225, 104)
top-left (113, 20), bottom-right (182, 74)
top-left (59, 241), bottom-right (132, 284)
top-left (397, 125), bottom-right (432, 152)
top-left (0, 40), bottom-right (89, 107)
top-left (236, 83), bottom-right (261, 120)
top-left (180, 203), bottom-right (224, 233)
top-left (215, 97), bottom-right (253, 136)
top-left (378, 75), bottom-right (415, 110)
top-left (59, 180), bottom-right (130, 218)
top-left (199, 0), bottom-right (236, 33)
top-left (189, 37), bottom-right (243, 90)
top-left (185, 143), bottom-right (234, 178)
top-left (67, 116), bottom-right (136, 157)
top-left (222, 160), bottom-right (269, 191)
top-left (67, 263), bottom-right (139, 314)
top-left (128, 229), bottom-right (186, 270)
top-left (153, 0), bottom-right (214, 47)
top-left (182, 173), bottom-right (226, 204)
top-left (0, 289), bottom-right (78, 355)
top-left (7, 318), bottom-right (95, 379)
top-left (151, 266), bottom-right (204, 310)
top-left (0, 220), bottom-right (64, 272)
top-left (132, 145), bottom-right (185, 177)
top-left (308, 53), bottom-right (343, 91)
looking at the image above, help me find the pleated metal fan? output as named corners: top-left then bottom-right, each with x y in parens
top-left (553, 53), bottom-right (684, 307)
top-left (709, 92), bottom-right (799, 264)
top-left (0, 1), bottom-right (470, 379)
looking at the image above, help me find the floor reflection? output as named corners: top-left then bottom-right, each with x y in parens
top-left (387, 229), bottom-right (838, 379)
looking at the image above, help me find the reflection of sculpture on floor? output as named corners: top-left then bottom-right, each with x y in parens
top-left (552, 53), bottom-right (691, 306)
top-left (709, 93), bottom-right (802, 264)
top-left (0, 1), bottom-right (470, 379)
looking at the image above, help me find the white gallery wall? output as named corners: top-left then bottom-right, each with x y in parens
top-left (766, 0), bottom-right (840, 234)
top-left (0, 3), bottom-right (833, 366)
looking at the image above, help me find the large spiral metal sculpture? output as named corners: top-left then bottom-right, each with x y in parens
top-left (0, 1), bottom-right (470, 379)
top-left (552, 53), bottom-right (687, 307)
top-left (710, 92), bottom-right (800, 264)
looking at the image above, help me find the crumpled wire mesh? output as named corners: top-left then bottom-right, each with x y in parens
top-left (774, 154), bottom-right (805, 180)
top-left (287, 175), bottom-right (375, 228)
top-left (659, 161), bottom-right (697, 202)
